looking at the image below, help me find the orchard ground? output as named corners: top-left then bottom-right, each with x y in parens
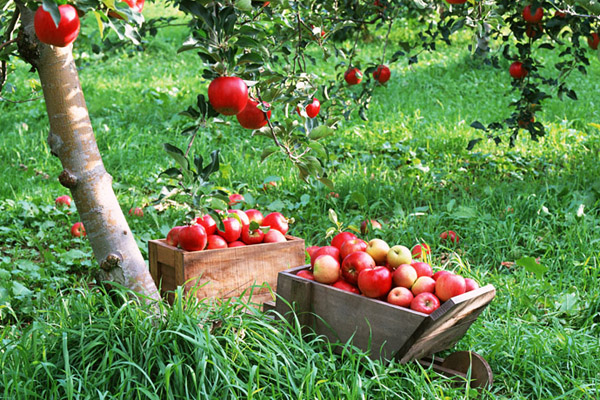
top-left (1, 2), bottom-right (600, 399)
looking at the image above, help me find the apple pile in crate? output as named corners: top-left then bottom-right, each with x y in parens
top-left (301, 229), bottom-right (479, 314)
top-left (166, 206), bottom-right (291, 251)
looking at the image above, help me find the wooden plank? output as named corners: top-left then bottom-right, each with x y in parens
top-left (148, 240), bottom-right (159, 284)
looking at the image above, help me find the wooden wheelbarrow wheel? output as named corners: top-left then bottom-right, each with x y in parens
top-left (418, 351), bottom-right (493, 389)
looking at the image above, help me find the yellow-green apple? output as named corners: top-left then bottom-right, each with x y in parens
top-left (410, 292), bottom-right (441, 314)
top-left (196, 214), bottom-right (217, 235)
top-left (464, 278), bottom-right (480, 292)
top-left (313, 254), bottom-right (341, 284)
top-left (366, 238), bottom-right (390, 265)
top-left (166, 226), bottom-right (184, 247)
top-left (264, 229), bottom-right (287, 243)
top-left (360, 219), bottom-right (382, 235)
top-left (386, 245), bottom-right (412, 268)
top-left (411, 261), bottom-right (433, 278)
top-left (331, 231), bottom-right (358, 250)
top-left (340, 239), bottom-right (368, 260)
top-left (206, 234), bottom-right (228, 249)
top-left (311, 246), bottom-right (340, 266)
top-left (411, 276), bottom-right (436, 296)
top-left (392, 264), bottom-right (417, 288)
top-left (411, 243), bottom-right (430, 259)
top-left (341, 251), bottom-right (376, 285)
top-left (332, 279), bottom-right (361, 294)
top-left (297, 269), bottom-right (315, 281)
top-left (435, 273), bottom-right (466, 301)
top-left (387, 286), bottom-right (413, 308)
top-left (357, 266), bottom-right (392, 298)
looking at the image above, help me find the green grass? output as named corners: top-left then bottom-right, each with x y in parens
top-left (1, 2), bottom-right (600, 399)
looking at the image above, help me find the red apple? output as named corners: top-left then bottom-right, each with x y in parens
top-left (440, 230), bottom-right (459, 243)
top-left (311, 246), bottom-right (340, 266)
top-left (296, 269), bottom-right (315, 281)
top-left (70, 222), bottom-right (86, 237)
top-left (509, 61), bottom-right (528, 79)
top-left (206, 234), bottom-right (228, 249)
top-left (344, 68), bottom-right (363, 85)
top-left (341, 251), bottom-right (376, 285)
top-left (465, 278), bottom-right (480, 292)
top-left (444, 0), bottom-right (467, 4)
top-left (108, 0), bottom-right (144, 19)
top-left (244, 209), bottom-right (264, 225)
top-left (339, 239), bottom-right (368, 260)
top-left (178, 224), bottom-right (208, 251)
top-left (313, 254), bottom-right (341, 284)
top-left (55, 195), bottom-right (72, 207)
top-left (411, 276), bottom-right (436, 296)
top-left (228, 193), bottom-right (245, 206)
top-left (360, 219), bottom-right (382, 235)
top-left (366, 238), bottom-right (390, 265)
top-left (262, 212), bottom-right (289, 234)
top-left (432, 270), bottom-right (452, 281)
top-left (128, 207), bottom-right (144, 217)
top-left (208, 76), bottom-right (249, 116)
top-left (411, 261), bottom-right (433, 278)
top-left (196, 214), bottom-right (217, 236)
top-left (166, 225), bottom-right (184, 247)
top-left (217, 217), bottom-right (242, 242)
top-left (522, 5), bottom-right (544, 23)
top-left (34, 4), bottom-right (80, 47)
top-left (357, 266), bottom-right (392, 298)
top-left (332, 279), bottom-right (361, 294)
top-left (410, 292), bottom-right (441, 314)
top-left (228, 240), bottom-right (246, 248)
top-left (331, 231), bottom-right (358, 250)
top-left (392, 264), bottom-right (417, 288)
top-left (228, 209), bottom-right (250, 227)
top-left (589, 33), bottom-right (600, 50)
top-left (386, 245), bottom-right (412, 269)
top-left (241, 225), bottom-right (265, 245)
top-left (387, 287), bottom-right (413, 308)
top-left (435, 273), bottom-right (467, 302)
top-left (305, 98), bottom-right (321, 119)
top-left (373, 65), bottom-right (391, 84)
top-left (411, 243), bottom-right (431, 259)
top-left (236, 99), bottom-right (271, 129)
top-left (264, 229), bottom-right (287, 243)
top-left (306, 246), bottom-right (321, 260)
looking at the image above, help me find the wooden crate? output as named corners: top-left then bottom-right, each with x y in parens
top-left (272, 265), bottom-right (496, 363)
top-left (149, 236), bottom-right (305, 304)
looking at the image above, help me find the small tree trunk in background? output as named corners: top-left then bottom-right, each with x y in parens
top-left (17, 6), bottom-right (159, 301)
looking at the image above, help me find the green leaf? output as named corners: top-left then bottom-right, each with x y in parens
top-left (260, 146), bottom-right (278, 162)
top-left (42, 0), bottom-right (61, 28)
top-left (237, 53), bottom-right (263, 66)
top-left (318, 177), bottom-right (334, 189)
top-left (328, 208), bottom-right (338, 225)
top-left (516, 257), bottom-right (547, 279)
top-left (12, 281), bottom-right (32, 298)
top-left (453, 205), bottom-right (477, 219)
top-left (350, 191), bottom-right (367, 207)
top-left (163, 143), bottom-right (189, 171)
top-left (235, 0), bottom-right (252, 12)
top-left (308, 125), bottom-right (334, 140)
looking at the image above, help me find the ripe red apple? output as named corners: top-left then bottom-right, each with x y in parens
top-left (344, 68), bottom-right (363, 85)
top-left (410, 292), bottom-right (441, 314)
top-left (296, 269), bottom-right (315, 281)
top-left (264, 229), bottom-right (287, 243)
top-left (386, 245), bottom-right (412, 269)
top-left (392, 264), bottom-right (418, 288)
top-left (217, 217), bottom-right (242, 242)
top-left (305, 98), bottom-right (321, 118)
top-left (196, 214), bottom-right (217, 235)
top-left (236, 99), bottom-right (271, 129)
top-left (70, 222), bottom-right (86, 237)
top-left (432, 270), bottom-right (452, 281)
top-left (128, 207), bottom-right (144, 218)
top-left (522, 5), bottom-right (544, 23)
top-left (313, 254), bottom-right (341, 284)
top-left (439, 230), bottom-right (459, 243)
top-left (339, 239), bottom-right (368, 260)
top-left (411, 261), bottom-right (433, 278)
top-left (341, 251), bottom-right (376, 285)
top-left (589, 33), bottom-right (600, 50)
top-left (108, 0), bottom-right (145, 19)
top-left (373, 65), bottom-right (391, 84)
top-left (332, 279), bottom-right (361, 294)
top-left (228, 240), bottom-right (246, 248)
top-left (206, 234), bottom-right (228, 249)
top-left (435, 273), bottom-right (467, 302)
top-left (411, 243), bottom-right (431, 259)
top-left (306, 245), bottom-right (321, 259)
top-left (387, 287), bottom-right (414, 308)
top-left (55, 195), bottom-right (72, 207)
top-left (525, 23), bottom-right (544, 39)
top-left (262, 212), bottom-right (289, 234)
top-left (241, 225), bottom-right (265, 245)
top-left (244, 209), bottom-right (264, 225)
top-left (411, 276), bottom-right (436, 296)
top-left (228, 193), bottom-right (245, 206)
top-left (34, 4), bottom-right (80, 47)
top-left (178, 224), bottom-right (208, 251)
top-left (166, 226), bottom-right (184, 247)
top-left (465, 278), bottom-right (480, 292)
top-left (509, 61), bottom-right (528, 79)
top-left (311, 246), bottom-right (340, 266)
top-left (360, 219), bottom-right (382, 235)
top-left (208, 76), bottom-right (249, 116)
top-left (357, 266), bottom-right (392, 298)
top-left (444, 0), bottom-right (467, 3)
top-left (331, 231), bottom-right (358, 250)
top-left (228, 210), bottom-right (250, 227)
top-left (366, 238), bottom-right (390, 265)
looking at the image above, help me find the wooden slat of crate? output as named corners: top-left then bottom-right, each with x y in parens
top-left (274, 265), bottom-right (495, 363)
top-left (149, 236), bottom-right (305, 303)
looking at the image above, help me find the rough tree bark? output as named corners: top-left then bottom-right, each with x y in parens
top-left (16, 5), bottom-right (159, 301)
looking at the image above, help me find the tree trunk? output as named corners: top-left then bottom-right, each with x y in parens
top-left (17, 6), bottom-right (159, 301)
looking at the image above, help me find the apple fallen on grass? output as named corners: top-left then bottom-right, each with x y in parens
top-left (55, 195), bottom-right (72, 208)
top-left (411, 243), bottom-right (431, 259)
top-left (360, 219), bottom-right (382, 235)
top-left (70, 222), bottom-right (86, 237)
top-left (440, 230), bottom-right (460, 243)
